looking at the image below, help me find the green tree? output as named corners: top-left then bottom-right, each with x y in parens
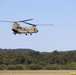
top-left (26, 64), bottom-right (43, 70)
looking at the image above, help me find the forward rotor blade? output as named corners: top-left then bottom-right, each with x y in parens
top-left (23, 21), bottom-right (36, 26)
top-left (35, 24), bottom-right (54, 26)
top-left (22, 21), bottom-right (54, 26)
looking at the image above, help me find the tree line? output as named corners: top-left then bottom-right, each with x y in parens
top-left (0, 48), bottom-right (76, 70)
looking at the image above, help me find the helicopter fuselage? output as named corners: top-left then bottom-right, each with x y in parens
top-left (12, 22), bottom-right (38, 35)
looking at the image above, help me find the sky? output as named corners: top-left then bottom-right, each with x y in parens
top-left (0, 0), bottom-right (76, 52)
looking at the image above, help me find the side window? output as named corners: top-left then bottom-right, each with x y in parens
top-left (34, 28), bottom-right (35, 31)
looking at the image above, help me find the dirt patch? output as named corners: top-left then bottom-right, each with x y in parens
top-left (0, 70), bottom-right (76, 75)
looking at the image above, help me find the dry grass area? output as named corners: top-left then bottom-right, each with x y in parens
top-left (0, 70), bottom-right (76, 75)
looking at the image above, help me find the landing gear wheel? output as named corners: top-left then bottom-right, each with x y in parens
top-left (30, 34), bottom-right (32, 35)
top-left (13, 32), bottom-right (16, 35)
top-left (26, 34), bottom-right (27, 35)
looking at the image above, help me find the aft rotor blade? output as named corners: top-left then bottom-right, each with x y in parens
top-left (0, 19), bottom-right (33, 23)
top-left (18, 19), bottom-right (33, 22)
top-left (0, 20), bottom-right (13, 23)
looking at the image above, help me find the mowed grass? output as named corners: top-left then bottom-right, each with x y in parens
top-left (0, 70), bottom-right (76, 75)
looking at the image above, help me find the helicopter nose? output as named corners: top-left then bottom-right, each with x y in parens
top-left (37, 30), bottom-right (38, 32)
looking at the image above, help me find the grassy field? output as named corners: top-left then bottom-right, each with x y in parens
top-left (0, 70), bottom-right (76, 75)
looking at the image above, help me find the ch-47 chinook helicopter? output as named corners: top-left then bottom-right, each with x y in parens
top-left (0, 19), bottom-right (53, 35)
